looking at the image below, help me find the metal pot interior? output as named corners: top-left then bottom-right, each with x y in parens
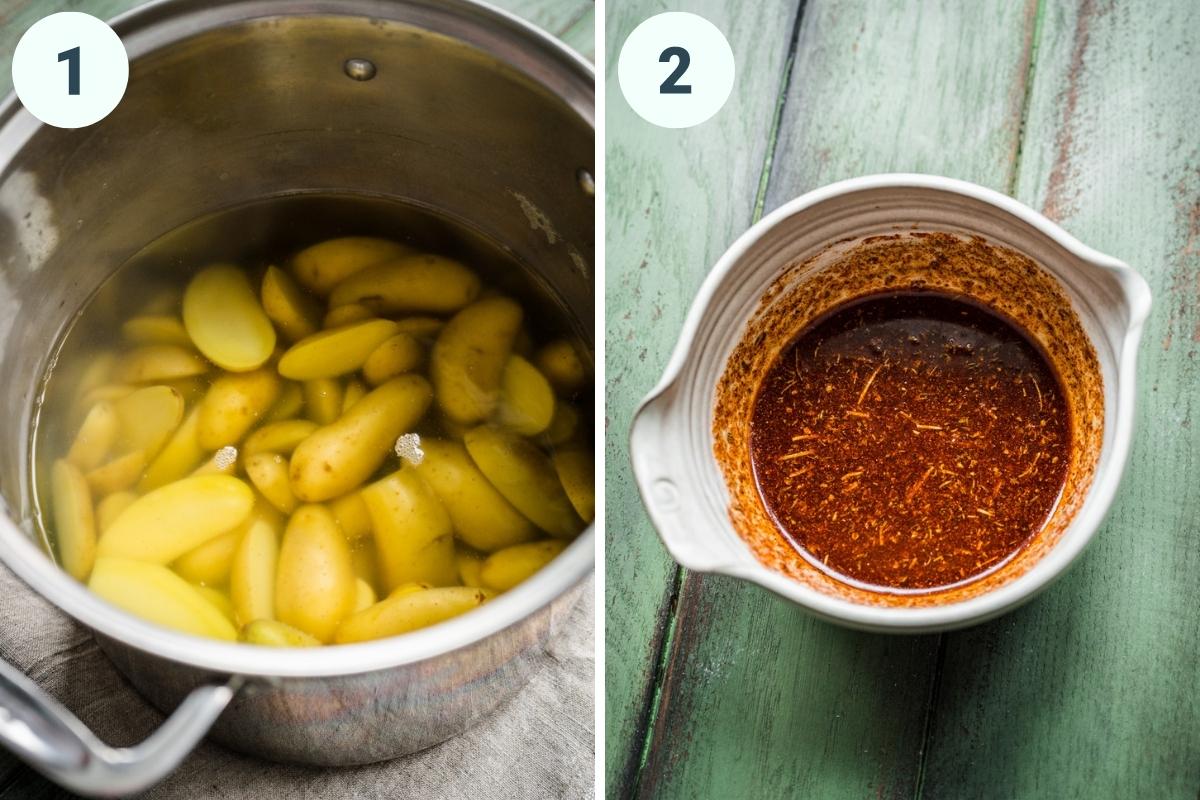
top-left (0, 1), bottom-right (594, 676)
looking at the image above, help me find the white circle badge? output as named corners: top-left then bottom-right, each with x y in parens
top-left (12, 12), bottom-right (129, 129)
top-left (617, 12), bottom-right (735, 129)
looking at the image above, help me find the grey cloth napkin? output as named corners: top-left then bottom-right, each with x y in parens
top-left (0, 563), bottom-right (594, 799)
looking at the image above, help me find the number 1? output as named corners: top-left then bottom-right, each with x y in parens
top-left (58, 47), bottom-right (80, 96)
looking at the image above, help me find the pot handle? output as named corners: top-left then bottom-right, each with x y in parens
top-left (0, 656), bottom-right (238, 797)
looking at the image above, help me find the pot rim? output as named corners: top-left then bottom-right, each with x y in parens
top-left (632, 173), bottom-right (1150, 632)
top-left (0, 0), bottom-right (595, 677)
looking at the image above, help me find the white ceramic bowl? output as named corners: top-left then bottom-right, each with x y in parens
top-left (629, 174), bottom-right (1151, 632)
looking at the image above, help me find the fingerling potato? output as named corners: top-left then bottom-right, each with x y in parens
top-left (290, 375), bottom-right (432, 502)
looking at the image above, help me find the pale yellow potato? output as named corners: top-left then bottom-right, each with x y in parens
top-left (195, 585), bottom-right (236, 624)
top-left (362, 333), bottom-right (422, 386)
top-left (456, 546), bottom-right (485, 588)
top-left (350, 539), bottom-right (381, 592)
top-left (95, 491), bottom-right (136, 532)
top-left (328, 254), bottom-right (481, 315)
top-left (415, 438), bottom-right (535, 551)
top-left (388, 581), bottom-right (433, 598)
top-left (66, 402), bottom-right (118, 471)
top-left (139, 407), bottom-right (204, 491)
top-left (303, 379), bottom-right (342, 425)
top-left (166, 376), bottom-right (207, 405)
top-left (513, 327), bottom-right (534, 358)
top-left (480, 540), bottom-right (568, 592)
top-left (275, 505), bottom-right (356, 642)
top-left (113, 385), bottom-right (184, 458)
top-left (463, 426), bottom-right (584, 539)
top-left (121, 315), bottom-right (192, 347)
top-left (138, 287), bottom-right (182, 316)
top-left (540, 403), bottom-right (579, 447)
top-left (244, 453), bottom-right (296, 514)
top-left (323, 303), bottom-right (373, 329)
top-left (79, 384), bottom-right (135, 412)
top-left (261, 265), bottom-right (321, 342)
top-left (98, 475), bottom-right (254, 563)
top-left (292, 237), bottom-right (412, 295)
top-left (534, 339), bottom-right (587, 395)
top-left (354, 578), bottom-right (377, 612)
top-left (278, 319), bottom-right (399, 380)
top-left (334, 586), bottom-right (492, 643)
top-left (361, 468), bottom-right (457, 589)
top-left (76, 352), bottom-right (117, 397)
top-left (85, 451), bottom-right (147, 496)
top-left (553, 447), bottom-right (594, 522)
top-left (197, 368), bottom-right (281, 449)
top-left (331, 491), bottom-right (372, 540)
top-left (495, 355), bottom-right (556, 436)
top-left (265, 381), bottom-right (305, 423)
top-left (245, 495), bottom-right (285, 531)
top-left (230, 516), bottom-right (279, 626)
top-left (116, 345), bottom-right (207, 383)
top-left (51, 460), bottom-right (96, 581)
top-left (173, 528), bottom-right (243, 586)
top-left (243, 419), bottom-right (317, 456)
top-left (432, 297), bottom-right (523, 424)
top-left (182, 264), bottom-right (276, 372)
top-left (239, 619), bottom-right (320, 647)
top-left (190, 449), bottom-right (239, 478)
top-left (88, 558), bottom-right (237, 640)
top-left (394, 316), bottom-right (444, 340)
top-left (290, 375), bottom-right (432, 502)
top-left (342, 379), bottom-right (367, 414)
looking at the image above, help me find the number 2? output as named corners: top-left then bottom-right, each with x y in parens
top-left (659, 46), bottom-right (692, 94)
top-left (58, 46), bottom-right (80, 96)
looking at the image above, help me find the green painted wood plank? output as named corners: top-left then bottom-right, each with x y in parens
top-left (922, 2), bottom-right (1200, 797)
top-left (492, 0), bottom-right (594, 60)
top-left (556, 5), bottom-right (595, 62)
top-left (602, 0), bottom-right (803, 794)
top-left (0, 777), bottom-right (75, 800)
top-left (634, 1), bottom-right (1041, 797)
top-left (0, 0), bottom-right (143, 96)
top-left (492, 0), bottom-right (591, 37)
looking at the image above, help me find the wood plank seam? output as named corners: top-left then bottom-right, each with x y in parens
top-left (753, 0), bottom-right (811, 225)
top-left (911, 634), bottom-right (950, 800)
top-left (554, 1), bottom-right (593, 39)
top-left (1006, 0), bottom-right (1047, 197)
top-left (625, 2), bottom-right (812, 796)
top-left (627, 566), bottom-right (686, 799)
top-left (1041, 0), bottom-right (1095, 222)
top-left (752, 0), bottom-right (811, 221)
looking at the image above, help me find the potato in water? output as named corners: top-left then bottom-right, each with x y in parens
top-left (37, 225), bottom-right (591, 647)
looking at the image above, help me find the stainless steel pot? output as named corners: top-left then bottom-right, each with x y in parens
top-left (0, 1), bottom-right (594, 794)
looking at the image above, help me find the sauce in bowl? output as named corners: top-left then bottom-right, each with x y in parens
top-left (749, 291), bottom-right (1070, 591)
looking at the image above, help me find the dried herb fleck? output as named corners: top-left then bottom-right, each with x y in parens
top-left (749, 291), bottom-right (1071, 591)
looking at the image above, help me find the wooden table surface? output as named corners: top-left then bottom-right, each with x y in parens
top-left (606, 1), bottom-right (1200, 798)
top-left (0, 1), bottom-right (593, 797)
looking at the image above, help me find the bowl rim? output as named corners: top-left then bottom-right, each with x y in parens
top-left (0, 0), bottom-right (596, 676)
top-left (633, 173), bottom-right (1150, 632)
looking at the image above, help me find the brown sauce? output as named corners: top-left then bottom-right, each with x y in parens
top-left (749, 291), bottom-right (1070, 591)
